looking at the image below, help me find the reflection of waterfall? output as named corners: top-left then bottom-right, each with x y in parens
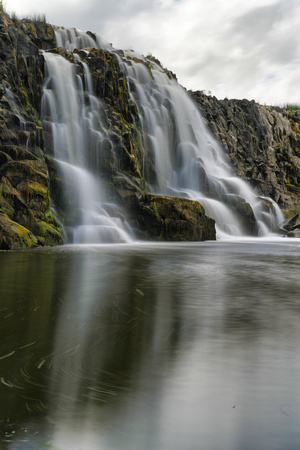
top-left (52, 28), bottom-right (284, 239)
top-left (46, 245), bottom-right (191, 449)
top-left (41, 51), bottom-right (133, 243)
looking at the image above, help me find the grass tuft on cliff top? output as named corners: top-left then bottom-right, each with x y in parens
top-left (0, 4), bottom-right (47, 26)
top-left (283, 103), bottom-right (300, 111)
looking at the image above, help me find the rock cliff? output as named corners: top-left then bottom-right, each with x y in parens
top-left (0, 11), bottom-right (299, 249)
top-left (0, 12), bottom-right (63, 249)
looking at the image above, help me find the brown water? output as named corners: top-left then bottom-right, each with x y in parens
top-left (0, 239), bottom-right (300, 449)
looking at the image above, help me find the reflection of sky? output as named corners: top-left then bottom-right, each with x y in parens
top-left (7, 0), bottom-right (300, 105)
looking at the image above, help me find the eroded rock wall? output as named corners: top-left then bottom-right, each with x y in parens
top-left (0, 12), bottom-right (63, 249)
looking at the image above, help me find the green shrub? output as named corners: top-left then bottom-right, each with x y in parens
top-left (284, 103), bottom-right (300, 111)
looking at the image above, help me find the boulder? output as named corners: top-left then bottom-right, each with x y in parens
top-left (0, 213), bottom-right (38, 249)
top-left (136, 194), bottom-right (216, 241)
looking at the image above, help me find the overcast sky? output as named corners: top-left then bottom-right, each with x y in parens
top-left (6, 0), bottom-right (300, 105)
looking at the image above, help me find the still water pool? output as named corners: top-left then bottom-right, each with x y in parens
top-left (0, 239), bottom-right (300, 449)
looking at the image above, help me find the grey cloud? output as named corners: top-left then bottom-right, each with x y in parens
top-left (24, 0), bottom-right (300, 104)
top-left (233, 3), bottom-right (281, 35)
top-left (231, 0), bottom-right (300, 49)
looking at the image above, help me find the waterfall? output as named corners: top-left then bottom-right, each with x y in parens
top-left (41, 50), bottom-right (133, 243)
top-left (117, 50), bottom-right (284, 237)
top-left (50, 27), bottom-right (284, 239)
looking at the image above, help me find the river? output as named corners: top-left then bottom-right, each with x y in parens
top-left (0, 238), bottom-right (300, 449)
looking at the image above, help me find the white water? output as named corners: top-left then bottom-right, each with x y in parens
top-left (55, 27), bottom-right (112, 52)
top-left (41, 51), bottom-right (133, 243)
top-left (118, 50), bottom-right (284, 237)
top-left (51, 28), bottom-right (284, 239)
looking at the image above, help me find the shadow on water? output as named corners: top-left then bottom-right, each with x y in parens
top-left (0, 239), bottom-right (300, 449)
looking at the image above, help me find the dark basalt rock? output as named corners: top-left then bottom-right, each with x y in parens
top-left (0, 11), bottom-right (63, 249)
top-left (136, 194), bottom-right (216, 241)
top-left (279, 213), bottom-right (300, 237)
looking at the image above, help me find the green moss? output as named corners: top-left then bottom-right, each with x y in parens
top-left (45, 209), bottom-right (58, 223)
top-left (45, 25), bottom-right (54, 39)
top-left (0, 213), bottom-right (38, 249)
top-left (0, 180), bottom-right (17, 215)
top-left (25, 179), bottom-right (48, 196)
top-left (138, 195), bottom-right (215, 241)
top-left (17, 81), bottom-right (40, 122)
top-left (35, 219), bottom-right (63, 246)
top-left (281, 209), bottom-right (299, 219)
top-left (25, 22), bottom-right (38, 39)
top-left (288, 118), bottom-right (300, 158)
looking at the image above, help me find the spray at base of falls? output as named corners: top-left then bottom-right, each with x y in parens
top-left (41, 50), bottom-right (133, 244)
top-left (45, 27), bottom-right (284, 240)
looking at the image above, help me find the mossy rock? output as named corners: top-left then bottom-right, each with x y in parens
top-left (0, 213), bottom-right (38, 249)
top-left (34, 218), bottom-right (64, 246)
top-left (137, 194), bottom-right (216, 241)
top-left (17, 178), bottom-right (49, 211)
top-left (0, 159), bottom-right (64, 248)
top-left (1, 159), bottom-right (48, 186)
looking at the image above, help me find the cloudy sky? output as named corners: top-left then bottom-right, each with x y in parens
top-left (6, 0), bottom-right (300, 105)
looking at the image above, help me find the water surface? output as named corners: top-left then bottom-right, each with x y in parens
top-left (0, 239), bottom-right (300, 449)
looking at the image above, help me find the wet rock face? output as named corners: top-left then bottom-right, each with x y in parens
top-left (191, 91), bottom-right (300, 213)
top-left (0, 12), bottom-right (63, 249)
top-left (136, 194), bottom-right (216, 241)
top-left (0, 159), bottom-right (63, 249)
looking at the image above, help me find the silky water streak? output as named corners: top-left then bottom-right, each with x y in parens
top-left (41, 51), bottom-right (133, 243)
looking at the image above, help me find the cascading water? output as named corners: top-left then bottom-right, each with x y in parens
top-left (54, 27), bottom-right (112, 53)
top-left (50, 27), bottom-right (284, 239)
top-left (41, 49), bottom-right (133, 243)
top-left (117, 50), bottom-right (284, 237)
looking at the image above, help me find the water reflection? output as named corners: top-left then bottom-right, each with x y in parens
top-left (0, 239), bottom-right (300, 449)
